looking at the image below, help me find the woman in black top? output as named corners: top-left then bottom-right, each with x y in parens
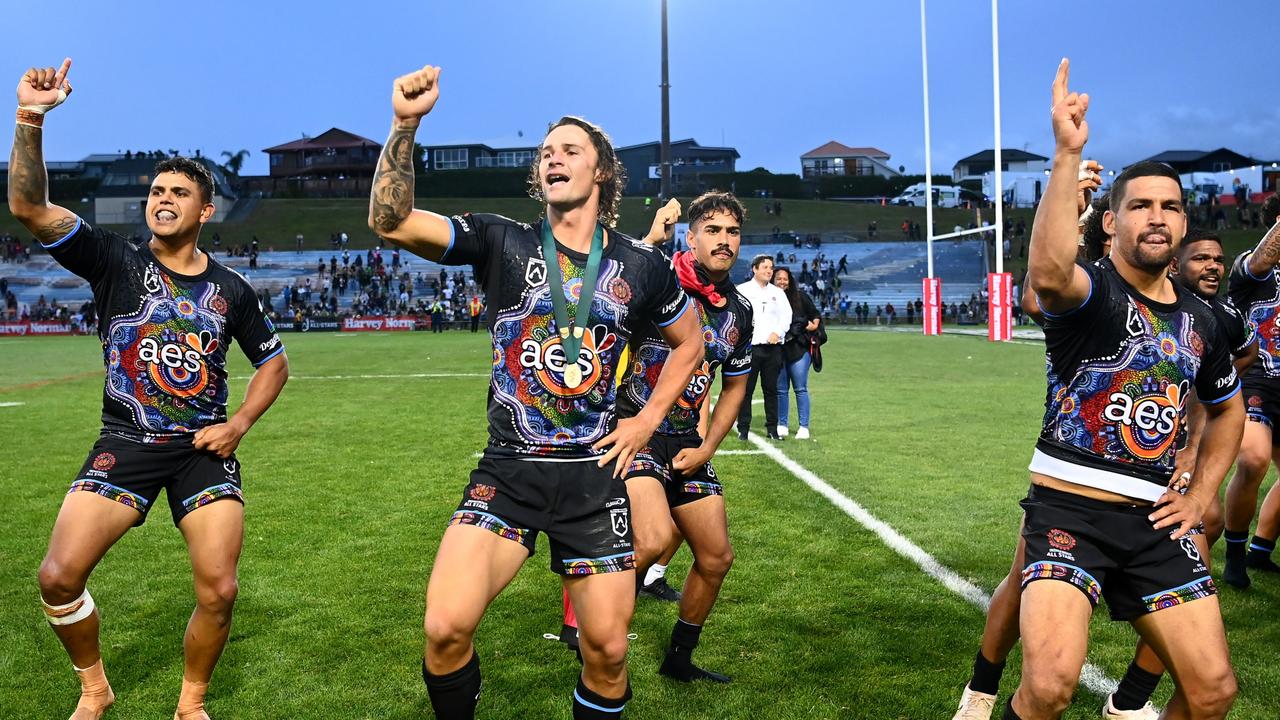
top-left (772, 266), bottom-right (820, 439)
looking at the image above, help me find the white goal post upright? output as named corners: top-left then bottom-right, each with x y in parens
top-left (918, 0), bottom-right (1012, 340)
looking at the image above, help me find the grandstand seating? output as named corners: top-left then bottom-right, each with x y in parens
top-left (2, 241), bottom-right (990, 314)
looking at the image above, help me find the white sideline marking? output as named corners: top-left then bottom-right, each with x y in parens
top-left (232, 372), bottom-right (488, 381)
top-left (0, 401), bottom-right (26, 407)
top-left (746, 431), bottom-right (1119, 698)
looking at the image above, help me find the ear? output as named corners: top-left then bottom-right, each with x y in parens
top-left (1102, 209), bottom-right (1115, 237)
top-left (200, 202), bottom-right (216, 224)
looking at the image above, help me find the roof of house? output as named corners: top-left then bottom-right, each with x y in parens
top-left (800, 141), bottom-right (890, 160)
top-left (615, 138), bottom-right (740, 158)
top-left (1137, 148), bottom-right (1256, 166)
top-left (263, 128), bottom-right (381, 153)
top-left (954, 148), bottom-right (1049, 165)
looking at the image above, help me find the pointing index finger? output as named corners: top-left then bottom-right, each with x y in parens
top-left (53, 57), bottom-right (71, 88)
top-left (1052, 58), bottom-right (1069, 106)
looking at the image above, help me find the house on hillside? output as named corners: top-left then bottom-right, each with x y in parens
top-left (952, 149), bottom-right (1048, 183)
top-left (800, 142), bottom-right (899, 179)
top-left (420, 141), bottom-right (539, 172)
top-left (262, 128), bottom-right (382, 179)
top-left (615, 139), bottom-right (740, 196)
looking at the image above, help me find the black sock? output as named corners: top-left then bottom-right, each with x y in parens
top-left (1112, 661), bottom-right (1161, 711)
top-left (423, 652), bottom-right (481, 720)
top-left (969, 650), bottom-right (1006, 695)
top-left (669, 619), bottom-right (703, 660)
top-left (1249, 535), bottom-right (1276, 557)
top-left (572, 677), bottom-right (631, 719)
top-left (1225, 530), bottom-right (1249, 561)
top-left (1001, 698), bottom-right (1022, 720)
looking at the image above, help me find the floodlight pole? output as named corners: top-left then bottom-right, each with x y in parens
top-left (919, 0), bottom-right (934, 279)
top-left (660, 0), bottom-right (672, 200)
top-left (991, 0), bottom-right (1004, 276)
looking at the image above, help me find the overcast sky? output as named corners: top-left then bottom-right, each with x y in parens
top-left (6, 0), bottom-right (1278, 178)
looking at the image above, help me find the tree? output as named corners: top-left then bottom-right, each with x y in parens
top-left (221, 149), bottom-right (250, 178)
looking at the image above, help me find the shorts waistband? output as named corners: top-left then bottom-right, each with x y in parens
top-left (1027, 484), bottom-right (1151, 515)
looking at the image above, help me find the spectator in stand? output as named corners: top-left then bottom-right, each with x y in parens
top-left (468, 295), bottom-right (484, 333)
top-left (906, 302), bottom-right (915, 325)
top-left (875, 305), bottom-right (883, 325)
top-left (430, 298), bottom-right (444, 333)
top-left (772, 267), bottom-right (819, 440)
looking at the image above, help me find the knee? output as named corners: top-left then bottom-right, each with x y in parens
top-left (37, 558), bottom-right (86, 604)
top-left (697, 544), bottom-right (735, 578)
top-left (196, 576), bottom-right (239, 620)
top-left (1181, 669), bottom-right (1237, 716)
top-left (578, 629), bottom-right (629, 673)
top-left (1234, 446), bottom-right (1270, 480)
top-left (1019, 667), bottom-right (1077, 715)
top-left (424, 606), bottom-right (475, 653)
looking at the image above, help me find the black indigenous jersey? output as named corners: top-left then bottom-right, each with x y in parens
top-left (1031, 258), bottom-right (1239, 502)
top-left (1207, 295), bottom-right (1255, 358)
top-left (617, 285), bottom-right (753, 436)
top-left (1228, 251), bottom-right (1280, 377)
top-left (441, 213), bottom-right (690, 458)
top-left (42, 218), bottom-right (283, 442)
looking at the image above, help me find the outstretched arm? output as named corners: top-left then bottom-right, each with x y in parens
top-left (1027, 59), bottom-right (1093, 314)
top-left (368, 65), bottom-right (454, 261)
top-left (673, 373), bottom-right (748, 476)
top-left (8, 58), bottom-right (77, 243)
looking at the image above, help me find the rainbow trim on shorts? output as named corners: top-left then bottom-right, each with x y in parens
top-left (1143, 576), bottom-right (1216, 613)
top-left (449, 510), bottom-right (529, 545)
top-left (625, 453), bottom-right (668, 482)
top-left (562, 551), bottom-right (634, 575)
top-left (681, 480), bottom-right (723, 496)
top-left (181, 483), bottom-right (244, 513)
top-left (68, 479), bottom-right (148, 511)
top-left (1021, 561), bottom-right (1102, 606)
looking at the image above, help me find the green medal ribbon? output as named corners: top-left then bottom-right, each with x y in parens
top-left (541, 220), bottom-right (604, 388)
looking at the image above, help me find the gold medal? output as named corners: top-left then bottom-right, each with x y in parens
top-left (564, 363), bottom-right (583, 388)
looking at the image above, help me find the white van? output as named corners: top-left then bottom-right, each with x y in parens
top-left (892, 184), bottom-right (963, 208)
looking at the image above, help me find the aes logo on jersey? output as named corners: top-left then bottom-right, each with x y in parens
top-left (138, 330), bottom-right (219, 399)
top-left (520, 324), bottom-right (619, 398)
top-left (1101, 378), bottom-right (1187, 460)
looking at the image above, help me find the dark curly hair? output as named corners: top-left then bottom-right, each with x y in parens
top-left (1080, 191), bottom-right (1110, 261)
top-left (153, 157), bottom-right (214, 203)
top-left (1263, 193), bottom-right (1280, 227)
top-left (687, 190), bottom-right (746, 229)
top-left (527, 116), bottom-right (626, 228)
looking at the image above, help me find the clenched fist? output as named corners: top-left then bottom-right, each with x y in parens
top-left (392, 65), bottom-right (441, 124)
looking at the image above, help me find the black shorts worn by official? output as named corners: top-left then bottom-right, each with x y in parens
top-left (450, 455), bottom-right (634, 575)
top-left (624, 433), bottom-right (723, 508)
top-left (69, 433), bottom-right (244, 526)
top-left (1020, 485), bottom-right (1215, 621)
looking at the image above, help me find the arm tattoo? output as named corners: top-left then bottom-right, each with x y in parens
top-left (8, 124), bottom-right (49, 208)
top-left (1255, 222), bottom-right (1280, 269)
top-left (370, 125), bottom-right (417, 234)
top-left (34, 215), bottom-right (77, 244)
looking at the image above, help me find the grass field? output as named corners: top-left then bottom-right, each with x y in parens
top-left (2, 330), bottom-right (1279, 719)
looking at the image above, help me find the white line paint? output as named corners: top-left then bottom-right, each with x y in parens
top-left (0, 401), bottom-right (26, 407)
top-left (232, 372), bottom-right (488, 381)
top-left (746, 430), bottom-right (1119, 699)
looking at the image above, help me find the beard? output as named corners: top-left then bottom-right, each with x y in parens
top-left (1123, 229), bottom-right (1176, 272)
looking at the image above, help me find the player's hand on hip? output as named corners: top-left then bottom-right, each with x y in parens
top-left (1050, 58), bottom-right (1089, 154)
top-left (672, 445), bottom-right (712, 477)
top-left (193, 422), bottom-right (246, 459)
top-left (1149, 487), bottom-right (1204, 540)
top-left (392, 65), bottom-right (441, 123)
top-left (593, 416), bottom-right (655, 479)
top-left (17, 58), bottom-right (72, 111)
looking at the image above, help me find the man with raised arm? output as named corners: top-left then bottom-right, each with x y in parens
top-left (9, 59), bottom-right (289, 720)
top-left (368, 65), bottom-right (701, 720)
top-left (1004, 59), bottom-right (1243, 720)
top-left (1223, 197), bottom-right (1280, 587)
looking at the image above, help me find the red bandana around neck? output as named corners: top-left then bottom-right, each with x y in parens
top-left (673, 250), bottom-right (727, 308)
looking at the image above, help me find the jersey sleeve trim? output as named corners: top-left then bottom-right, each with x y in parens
top-left (40, 216), bottom-right (83, 249)
top-left (252, 345), bottom-right (285, 368)
top-left (1035, 265), bottom-right (1094, 319)
top-left (1201, 382), bottom-right (1241, 406)
top-left (440, 215), bottom-right (458, 262)
top-left (656, 296), bottom-right (692, 327)
top-left (722, 367), bottom-right (751, 377)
